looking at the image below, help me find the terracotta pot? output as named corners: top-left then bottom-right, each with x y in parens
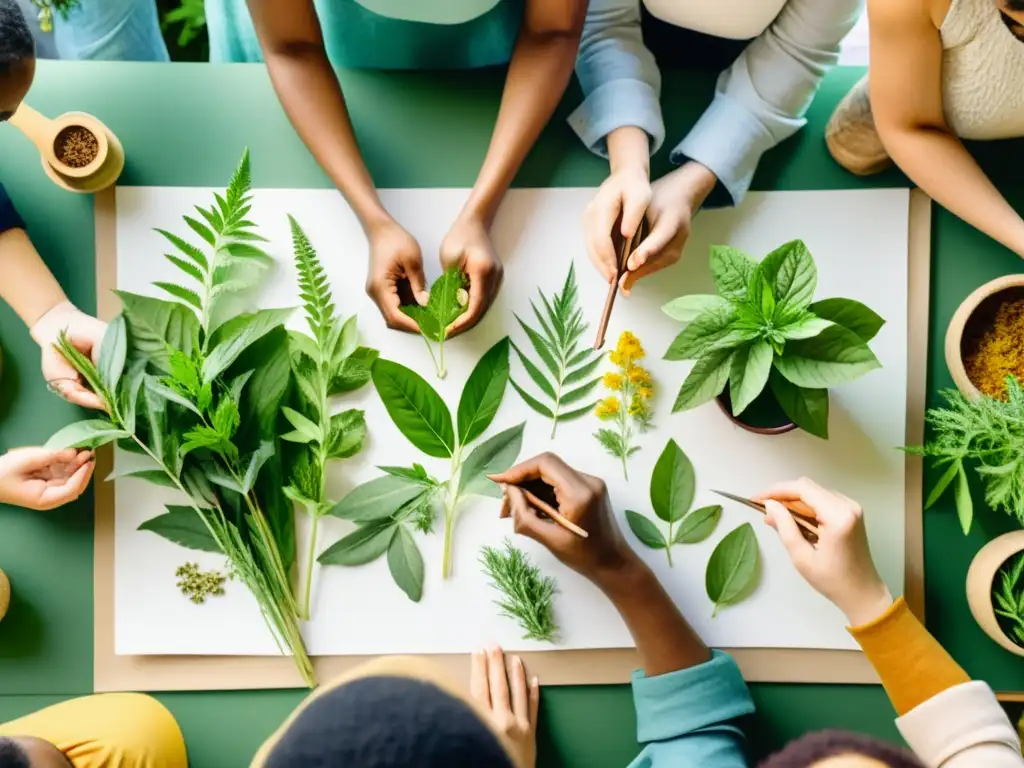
top-left (945, 275), bottom-right (1024, 398)
top-left (966, 530), bottom-right (1024, 657)
top-left (0, 568), bottom-right (9, 623)
top-left (715, 391), bottom-right (797, 436)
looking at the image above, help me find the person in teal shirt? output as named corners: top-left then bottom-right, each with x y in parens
top-left (208, 0), bottom-right (586, 337)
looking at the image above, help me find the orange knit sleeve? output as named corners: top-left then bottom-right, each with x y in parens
top-left (849, 597), bottom-right (970, 716)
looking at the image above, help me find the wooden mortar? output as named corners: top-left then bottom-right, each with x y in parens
top-left (8, 104), bottom-right (124, 194)
top-left (945, 274), bottom-right (1024, 399)
top-left (966, 530), bottom-right (1024, 657)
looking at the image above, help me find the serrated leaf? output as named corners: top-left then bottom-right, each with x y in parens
top-left (155, 282), bottom-right (203, 311)
top-left (773, 325), bottom-right (881, 389)
top-left (662, 294), bottom-right (732, 323)
top-left (116, 291), bottom-right (198, 373)
top-left (105, 466), bottom-right (177, 488)
top-left (625, 510), bottom-right (667, 549)
top-left (378, 464), bottom-right (432, 483)
top-left (146, 376), bottom-right (201, 415)
top-left (457, 337), bottom-right (510, 446)
top-left (558, 401), bottom-right (598, 422)
top-left (318, 520), bottom-right (396, 566)
top-left (674, 505), bottom-right (722, 543)
top-left (329, 347), bottom-right (379, 395)
top-left (327, 409), bottom-right (366, 459)
top-left (808, 298), bottom-right (885, 343)
top-left (183, 215), bottom-right (215, 246)
top-left (164, 253), bottom-right (205, 282)
top-left (664, 306), bottom-right (737, 361)
top-left (709, 245), bottom-right (757, 303)
top-left (155, 228), bottom-right (209, 272)
top-left (560, 377), bottom-right (600, 406)
top-left (388, 526), bottom-right (425, 602)
top-left (242, 441), bottom-right (275, 494)
top-left (672, 348), bottom-right (733, 413)
top-left (650, 439), bottom-right (695, 523)
top-left (760, 240), bottom-right (816, 311)
top-left (459, 423), bottom-right (525, 498)
top-left (372, 359), bottom-right (454, 459)
top-left (768, 370), bottom-right (828, 439)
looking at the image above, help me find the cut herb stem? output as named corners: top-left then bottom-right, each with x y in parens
top-left (300, 515), bottom-right (320, 621)
top-left (441, 445), bottom-right (464, 579)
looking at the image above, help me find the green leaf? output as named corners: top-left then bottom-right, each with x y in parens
top-left (318, 521), bottom-right (396, 566)
top-left (650, 439), bottom-right (695, 523)
top-left (595, 427), bottom-right (627, 459)
top-left (97, 315), bottom-right (127, 394)
top-left (145, 376), bottom-right (201, 416)
top-left (212, 397), bottom-right (240, 439)
top-left (760, 240), bottom-right (816, 310)
top-left (119, 358), bottom-right (147, 434)
top-left (138, 506), bottom-right (220, 552)
top-left (46, 419), bottom-right (129, 450)
top-left (183, 215), bottom-right (215, 246)
top-left (329, 347), bottom-right (379, 395)
top-left (515, 315), bottom-right (559, 375)
top-left (780, 313), bottom-right (832, 342)
top-left (705, 523), bottom-right (760, 616)
top-left (563, 353), bottom-right (603, 386)
top-left (116, 291), bottom-right (199, 373)
top-left (457, 337), bottom-right (510, 446)
top-left (662, 294), bottom-right (731, 323)
top-left (164, 253), bottom-right (204, 283)
top-left (674, 505), bottom-right (722, 544)
top-left (729, 341), bottom-right (773, 416)
top-left (773, 325), bottom-right (881, 389)
top-left (511, 342), bottom-right (555, 399)
top-left (664, 306), bottom-right (737, 361)
top-left (925, 460), bottom-right (962, 510)
top-left (378, 464), bottom-right (432, 483)
top-left (709, 245), bottom-right (757, 303)
top-left (372, 359), bottom-right (454, 459)
top-left (155, 282), bottom-right (203, 311)
top-left (105, 466), bottom-right (177, 488)
top-left (954, 463), bottom-right (974, 535)
top-left (326, 409), bottom-right (366, 460)
top-left (332, 314), bottom-right (360, 365)
top-left (401, 305), bottom-right (443, 342)
top-left (282, 406), bottom-right (322, 444)
top-left (768, 370), bottom-right (829, 439)
top-left (671, 348), bottom-right (734, 413)
top-left (625, 510), bottom-right (667, 549)
top-left (283, 485), bottom-right (320, 517)
top-left (510, 379), bottom-right (554, 419)
top-left (808, 298), bottom-right (885, 343)
top-left (203, 307), bottom-right (294, 383)
top-left (155, 228), bottom-right (209, 272)
top-left (330, 476), bottom-right (430, 522)
top-left (206, 467), bottom-right (243, 494)
top-left (388, 526), bottom-right (425, 602)
top-left (459, 423), bottom-right (526, 498)
top-left (241, 441), bottom-right (275, 494)
top-left (234, 326), bottom-right (291, 442)
top-left (558, 401), bottom-right (599, 423)
top-left (426, 267), bottom-right (469, 334)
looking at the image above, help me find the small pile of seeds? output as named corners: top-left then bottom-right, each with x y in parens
top-left (175, 562), bottom-right (227, 604)
top-left (54, 125), bottom-right (99, 169)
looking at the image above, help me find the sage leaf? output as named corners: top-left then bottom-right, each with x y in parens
top-left (705, 522), bottom-right (760, 616)
top-left (925, 460), bottom-right (961, 510)
top-left (388, 526), bottom-right (425, 602)
top-left (105, 467), bottom-right (177, 488)
top-left (372, 358), bottom-right (454, 459)
top-left (116, 291), bottom-right (199, 373)
top-left (662, 294), bottom-right (731, 323)
top-left (626, 510), bottom-right (667, 549)
top-left (809, 298), bottom-right (885, 343)
top-left (318, 520), bottom-right (396, 566)
top-left (457, 337), bottom-right (510, 445)
top-left (329, 476), bottom-right (430, 522)
top-left (664, 306), bottom-right (737, 361)
top-left (203, 307), bottom-right (294, 383)
top-left (674, 505), bottom-right (722, 544)
top-left (953, 463), bottom-right (974, 535)
top-left (709, 245), bottom-right (758, 303)
top-left (98, 314), bottom-right (128, 394)
top-left (46, 419), bottom-right (129, 450)
top-left (769, 370), bottom-right (829, 439)
top-left (773, 325), bottom-right (881, 389)
top-left (650, 439), bottom-right (695, 523)
top-left (760, 240), bottom-right (816, 311)
top-left (138, 506), bottom-right (220, 552)
top-left (326, 409), bottom-right (366, 460)
top-left (459, 423), bottom-right (526, 498)
top-left (282, 406), bottom-right (322, 444)
top-left (242, 440), bottom-right (275, 494)
top-left (671, 347), bottom-right (733, 413)
top-left (729, 340), bottom-right (773, 416)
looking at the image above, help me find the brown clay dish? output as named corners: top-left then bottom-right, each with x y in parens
top-left (966, 530), bottom-right (1024, 658)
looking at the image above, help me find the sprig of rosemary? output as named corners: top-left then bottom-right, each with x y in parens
top-left (995, 552), bottom-right (1024, 647)
top-left (480, 539), bottom-right (558, 643)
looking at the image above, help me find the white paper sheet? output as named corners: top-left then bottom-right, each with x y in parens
top-left (113, 187), bottom-right (909, 656)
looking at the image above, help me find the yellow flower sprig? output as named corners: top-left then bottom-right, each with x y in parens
top-left (593, 331), bottom-right (655, 480)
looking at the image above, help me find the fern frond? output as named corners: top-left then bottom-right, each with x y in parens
top-left (289, 216), bottom-right (335, 355)
top-left (480, 539), bottom-right (558, 643)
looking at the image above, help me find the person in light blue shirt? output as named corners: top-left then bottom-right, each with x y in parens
top-left (50, 0), bottom-right (169, 61)
top-left (571, 0), bottom-right (862, 295)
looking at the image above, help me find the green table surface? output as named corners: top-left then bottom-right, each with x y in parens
top-left (0, 61), bottom-right (1022, 767)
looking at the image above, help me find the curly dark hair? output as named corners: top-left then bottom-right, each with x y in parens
top-left (759, 730), bottom-right (925, 768)
top-left (0, 0), bottom-right (33, 76)
top-left (0, 738), bottom-right (30, 768)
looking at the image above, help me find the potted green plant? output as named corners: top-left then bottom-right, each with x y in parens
top-left (662, 240), bottom-right (885, 438)
top-left (966, 530), bottom-right (1024, 657)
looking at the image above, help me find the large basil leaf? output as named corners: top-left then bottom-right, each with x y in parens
top-left (650, 439), bottom-right (695, 523)
top-left (457, 337), bottom-right (510, 446)
top-left (808, 298), bottom-right (885, 343)
top-left (729, 340), bottom-right (773, 416)
top-left (705, 522), bottom-right (760, 616)
top-left (388, 526), bottom-right (425, 602)
top-left (674, 505), bottom-right (722, 544)
top-left (318, 520), bottom-right (396, 566)
top-left (662, 294), bottom-right (731, 323)
top-left (773, 325), bottom-right (881, 389)
top-left (709, 245), bottom-right (758, 303)
top-left (768, 370), bottom-right (829, 439)
top-left (116, 290), bottom-right (199, 372)
top-left (664, 306), bottom-right (737, 361)
top-left (330, 475), bottom-right (431, 522)
top-left (671, 348), bottom-right (733, 413)
top-left (97, 314), bottom-right (127, 394)
top-left (780, 313), bottom-right (832, 341)
top-left (203, 307), bottom-right (294, 383)
top-left (372, 359), bottom-right (454, 458)
top-left (459, 423), bottom-right (525, 498)
top-left (760, 240), bottom-right (816, 311)
top-left (46, 419), bottom-right (130, 450)
top-left (138, 505), bottom-right (221, 552)
top-left (625, 510), bottom-right (666, 549)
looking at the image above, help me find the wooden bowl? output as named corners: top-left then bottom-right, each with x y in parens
top-left (966, 530), bottom-right (1024, 657)
top-left (945, 275), bottom-right (1024, 398)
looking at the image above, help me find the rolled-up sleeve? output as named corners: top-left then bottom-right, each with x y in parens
top-left (567, 0), bottom-right (664, 159)
top-left (0, 184), bottom-right (25, 235)
top-left (673, 0), bottom-right (862, 207)
top-left (626, 650), bottom-right (754, 767)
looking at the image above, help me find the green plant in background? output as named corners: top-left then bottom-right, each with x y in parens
top-left (319, 338), bottom-right (524, 592)
top-left (46, 151), bottom-right (316, 686)
top-left (663, 240), bottom-right (885, 439)
top-left (510, 264), bottom-right (603, 438)
top-left (906, 376), bottom-right (1024, 535)
top-left (30, 0), bottom-right (80, 33)
top-left (162, 0), bottom-right (205, 47)
top-left (705, 522), bottom-right (760, 617)
top-left (280, 217), bottom-right (374, 619)
top-left (994, 553), bottom-right (1024, 648)
top-left (401, 267), bottom-right (468, 379)
top-left (480, 539), bottom-right (558, 643)
top-left (625, 439), bottom-right (721, 567)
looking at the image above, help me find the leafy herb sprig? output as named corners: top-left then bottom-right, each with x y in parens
top-left (511, 264), bottom-right (603, 438)
top-left (594, 331), bottom-right (653, 480)
top-left (480, 539), bottom-right (558, 643)
top-left (705, 522), bottom-right (760, 617)
top-left (319, 338), bottom-right (525, 595)
top-left (625, 439), bottom-right (721, 566)
top-left (995, 553), bottom-right (1024, 648)
top-left (401, 267), bottom-right (468, 379)
top-left (663, 240), bottom-right (884, 438)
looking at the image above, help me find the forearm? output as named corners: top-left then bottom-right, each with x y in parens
top-left (881, 126), bottom-right (1024, 256)
top-left (462, 30), bottom-right (580, 225)
top-left (594, 554), bottom-right (710, 676)
top-left (607, 127), bottom-right (650, 174)
top-left (0, 229), bottom-right (68, 328)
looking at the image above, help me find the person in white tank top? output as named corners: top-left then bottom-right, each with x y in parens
top-left (828, 0), bottom-right (1024, 258)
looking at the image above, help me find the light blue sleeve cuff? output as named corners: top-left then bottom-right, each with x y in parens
top-left (567, 79), bottom-right (665, 159)
top-left (631, 650), bottom-right (755, 744)
top-left (670, 92), bottom-right (781, 208)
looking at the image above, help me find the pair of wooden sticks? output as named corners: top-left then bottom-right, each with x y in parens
top-left (593, 215), bottom-right (649, 350)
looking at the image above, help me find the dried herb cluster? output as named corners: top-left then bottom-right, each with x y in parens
top-left (480, 539), bottom-right (558, 643)
top-left (175, 562), bottom-right (227, 604)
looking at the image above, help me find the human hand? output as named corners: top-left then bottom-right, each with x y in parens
top-left (30, 301), bottom-right (107, 410)
top-left (0, 447), bottom-right (95, 511)
top-left (470, 645), bottom-right (539, 768)
top-left (583, 163), bottom-right (651, 284)
top-left (440, 214), bottom-right (503, 337)
top-left (365, 219), bottom-right (429, 333)
top-left (489, 453), bottom-right (634, 583)
top-left (752, 478), bottom-right (894, 626)
top-left (619, 162), bottom-right (717, 296)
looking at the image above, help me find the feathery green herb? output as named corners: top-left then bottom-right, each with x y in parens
top-left (510, 264), bottom-right (602, 438)
top-left (401, 267), bottom-right (468, 379)
top-left (480, 539), bottom-right (558, 643)
top-left (994, 553), bottom-right (1024, 648)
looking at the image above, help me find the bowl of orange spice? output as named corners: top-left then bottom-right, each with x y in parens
top-left (946, 275), bottom-right (1024, 399)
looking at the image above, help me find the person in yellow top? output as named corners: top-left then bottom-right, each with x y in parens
top-left (0, 693), bottom-right (186, 767)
